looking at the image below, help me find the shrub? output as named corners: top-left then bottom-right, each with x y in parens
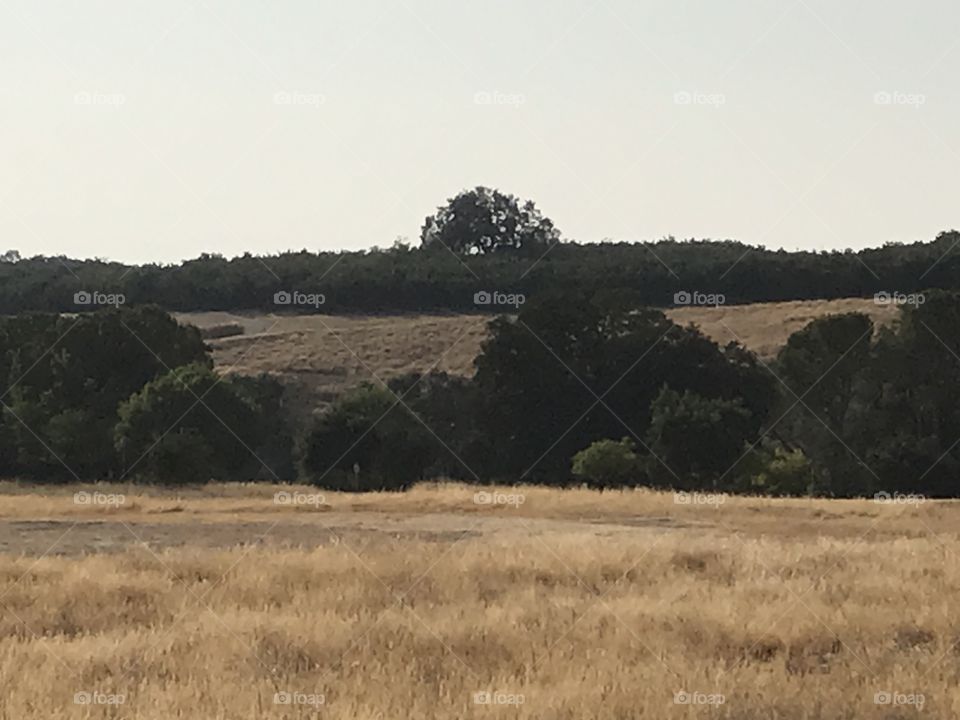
top-left (645, 387), bottom-right (755, 489)
top-left (299, 383), bottom-right (435, 491)
top-left (750, 447), bottom-right (818, 496)
top-left (571, 438), bottom-right (640, 489)
top-left (114, 363), bottom-right (261, 483)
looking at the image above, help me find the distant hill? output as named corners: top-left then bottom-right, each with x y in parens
top-left (178, 297), bottom-right (899, 419)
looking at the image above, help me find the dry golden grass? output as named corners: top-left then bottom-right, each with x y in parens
top-left (668, 298), bottom-right (899, 359)
top-left (178, 312), bottom-right (491, 420)
top-left (178, 299), bottom-right (897, 417)
top-left (0, 482), bottom-right (956, 718)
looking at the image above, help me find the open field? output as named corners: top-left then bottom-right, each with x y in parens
top-left (0, 482), bottom-right (955, 719)
top-left (178, 298), bottom-right (898, 414)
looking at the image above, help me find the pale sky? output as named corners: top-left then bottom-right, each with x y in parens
top-left (1, 0), bottom-right (957, 264)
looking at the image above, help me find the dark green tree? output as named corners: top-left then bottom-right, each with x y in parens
top-left (644, 388), bottom-right (755, 489)
top-left (0, 307), bottom-right (208, 480)
top-left (300, 383), bottom-right (435, 491)
top-left (774, 313), bottom-right (876, 495)
top-left (472, 289), bottom-right (776, 483)
top-left (420, 187), bottom-right (560, 255)
top-left (114, 363), bottom-right (261, 483)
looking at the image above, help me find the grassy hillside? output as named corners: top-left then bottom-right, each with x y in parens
top-left (178, 298), bottom-right (898, 417)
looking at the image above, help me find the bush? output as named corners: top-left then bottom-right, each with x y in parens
top-left (0, 306), bottom-right (209, 481)
top-left (571, 438), bottom-right (640, 489)
top-left (114, 363), bottom-right (261, 483)
top-left (645, 387), bottom-right (756, 489)
top-left (750, 447), bottom-right (818, 496)
top-left (299, 383), bottom-right (435, 491)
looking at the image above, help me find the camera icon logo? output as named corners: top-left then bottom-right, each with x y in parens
top-left (473, 491), bottom-right (492, 505)
top-left (474, 291), bottom-right (492, 305)
top-left (273, 291), bottom-right (292, 305)
top-left (74, 291), bottom-right (92, 305)
top-left (673, 291), bottom-right (691, 305)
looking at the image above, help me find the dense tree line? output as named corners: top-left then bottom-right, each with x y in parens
top-left (0, 307), bottom-right (291, 483)
top-left (300, 290), bottom-right (960, 498)
top-left (1, 231), bottom-right (959, 315)
top-left (2, 295), bottom-right (960, 497)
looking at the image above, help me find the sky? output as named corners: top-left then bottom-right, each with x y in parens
top-left (0, 0), bottom-right (957, 264)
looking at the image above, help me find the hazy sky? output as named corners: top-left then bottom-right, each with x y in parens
top-left (1, 0), bottom-right (957, 264)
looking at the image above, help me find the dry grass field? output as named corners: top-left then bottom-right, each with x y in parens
top-left (177, 298), bottom-right (898, 416)
top-left (0, 481), bottom-right (955, 719)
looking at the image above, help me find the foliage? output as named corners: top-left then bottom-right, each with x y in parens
top-left (471, 289), bottom-right (776, 482)
top-left (386, 371), bottom-right (481, 480)
top-left (773, 291), bottom-right (960, 497)
top-left (300, 383), bottom-right (435, 491)
top-left (114, 363), bottom-right (263, 483)
top-left (749, 446), bottom-right (818, 496)
top-left (4, 257), bottom-right (960, 500)
top-left (420, 186), bottom-right (560, 256)
top-left (0, 307), bottom-right (208, 480)
top-left (3, 229), bottom-right (960, 315)
top-left (571, 438), bottom-right (640, 488)
top-left (228, 374), bottom-right (296, 481)
top-left (644, 388), bottom-right (756, 489)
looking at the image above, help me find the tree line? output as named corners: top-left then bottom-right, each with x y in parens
top-left (303, 289), bottom-right (960, 498)
top-left (0, 185), bottom-right (958, 314)
top-left (0, 307), bottom-right (292, 483)
top-left (3, 292), bottom-right (960, 498)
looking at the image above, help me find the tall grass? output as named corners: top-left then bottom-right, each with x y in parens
top-left (0, 483), bottom-right (952, 718)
